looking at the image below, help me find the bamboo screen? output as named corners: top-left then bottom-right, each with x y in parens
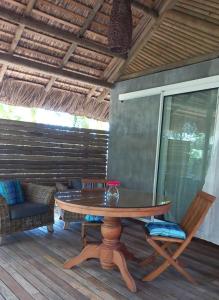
top-left (0, 119), bottom-right (108, 185)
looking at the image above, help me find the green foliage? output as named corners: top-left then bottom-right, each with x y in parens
top-left (0, 103), bottom-right (109, 130)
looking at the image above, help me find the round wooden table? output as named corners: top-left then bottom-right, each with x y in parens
top-left (55, 189), bottom-right (170, 292)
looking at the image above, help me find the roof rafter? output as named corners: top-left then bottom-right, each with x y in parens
top-left (0, 52), bottom-right (113, 89)
top-left (166, 10), bottom-right (219, 38)
top-left (45, 76), bottom-right (56, 92)
top-left (96, 88), bottom-right (110, 103)
top-left (25, 0), bottom-right (37, 16)
top-left (132, 0), bottom-right (158, 18)
top-left (0, 7), bottom-right (125, 60)
top-left (9, 24), bottom-right (25, 53)
top-left (50, 0), bottom-right (105, 94)
top-left (1, 1), bottom-right (37, 82)
top-left (0, 65), bottom-right (7, 83)
top-left (120, 49), bottom-right (219, 81)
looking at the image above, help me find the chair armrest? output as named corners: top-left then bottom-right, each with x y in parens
top-left (0, 196), bottom-right (10, 222)
top-left (22, 183), bottom-right (55, 206)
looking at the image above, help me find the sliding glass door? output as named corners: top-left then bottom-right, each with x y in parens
top-left (157, 89), bottom-right (218, 222)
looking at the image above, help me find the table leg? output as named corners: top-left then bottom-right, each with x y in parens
top-left (113, 250), bottom-right (137, 292)
top-left (100, 217), bottom-right (136, 292)
top-left (63, 217), bottom-right (136, 292)
top-left (64, 244), bottom-right (100, 269)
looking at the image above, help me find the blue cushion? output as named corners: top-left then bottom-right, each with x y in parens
top-left (14, 180), bottom-right (24, 204)
top-left (84, 215), bottom-right (103, 223)
top-left (9, 202), bottom-right (49, 220)
top-left (68, 178), bottom-right (82, 190)
top-left (0, 180), bottom-right (24, 205)
top-left (0, 180), bottom-right (17, 205)
top-left (146, 221), bottom-right (186, 240)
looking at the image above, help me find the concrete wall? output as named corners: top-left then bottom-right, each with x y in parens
top-left (107, 57), bottom-right (219, 244)
top-left (108, 94), bottom-right (160, 192)
top-left (108, 58), bottom-right (219, 189)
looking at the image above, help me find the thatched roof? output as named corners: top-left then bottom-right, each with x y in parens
top-left (0, 0), bottom-right (218, 121)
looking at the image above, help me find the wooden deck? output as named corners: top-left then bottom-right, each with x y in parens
top-left (0, 217), bottom-right (219, 300)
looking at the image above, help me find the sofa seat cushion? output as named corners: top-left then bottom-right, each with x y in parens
top-left (9, 202), bottom-right (49, 220)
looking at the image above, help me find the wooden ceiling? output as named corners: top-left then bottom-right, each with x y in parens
top-left (0, 0), bottom-right (218, 121)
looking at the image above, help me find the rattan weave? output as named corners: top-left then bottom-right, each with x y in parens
top-left (0, 183), bottom-right (55, 237)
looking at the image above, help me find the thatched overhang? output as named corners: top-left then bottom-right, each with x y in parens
top-left (0, 0), bottom-right (218, 121)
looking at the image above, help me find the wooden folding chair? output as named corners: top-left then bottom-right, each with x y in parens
top-left (141, 191), bottom-right (216, 283)
top-left (81, 178), bottom-right (107, 247)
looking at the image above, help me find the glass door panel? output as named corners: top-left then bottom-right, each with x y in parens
top-left (157, 89), bottom-right (218, 222)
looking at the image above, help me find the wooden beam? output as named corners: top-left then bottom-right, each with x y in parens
top-left (25, 0), bottom-right (37, 16)
top-left (96, 88), bottom-right (109, 102)
top-left (4, 1), bottom-right (36, 81)
top-left (104, 0), bottom-right (179, 82)
top-left (85, 87), bottom-right (96, 102)
top-left (120, 49), bottom-right (219, 81)
top-left (9, 24), bottom-right (25, 53)
top-left (132, 1), bottom-right (158, 18)
top-left (61, 0), bottom-right (104, 67)
top-left (0, 65), bottom-right (7, 82)
top-left (55, 1), bottom-right (105, 91)
top-left (79, 0), bottom-right (105, 37)
top-left (10, 0), bottom-right (36, 53)
top-left (166, 10), bottom-right (219, 38)
top-left (45, 76), bottom-right (56, 92)
top-left (61, 43), bottom-right (77, 67)
top-left (159, 0), bottom-right (179, 14)
top-left (0, 53), bottom-right (113, 89)
top-left (0, 7), bottom-right (126, 60)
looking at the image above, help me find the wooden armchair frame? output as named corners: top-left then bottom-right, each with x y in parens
top-left (141, 191), bottom-right (216, 283)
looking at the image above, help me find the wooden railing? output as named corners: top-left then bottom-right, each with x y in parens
top-left (0, 119), bottom-right (108, 185)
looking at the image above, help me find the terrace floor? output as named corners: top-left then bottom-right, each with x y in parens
top-left (0, 217), bottom-right (219, 300)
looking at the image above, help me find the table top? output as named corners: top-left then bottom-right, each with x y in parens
top-left (55, 189), bottom-right (171, 218)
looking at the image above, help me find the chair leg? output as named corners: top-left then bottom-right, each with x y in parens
top-left (63, 222), bottom-right (70, 230)
top-left (140, 251), bottom-right (157, 266)
top-left (140, 241), bottom-right (170, 266)
top-left (0, 235), bottom-right (4, 246)
top-left (143, 238), bottom-right (195, 284)
top-left (47, 224), bottom-right (54, 233)
top-left (81, 223), bottom-right (87, 248)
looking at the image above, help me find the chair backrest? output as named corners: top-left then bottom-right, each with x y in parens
top-left (180, 191), bottom-right (215, 238)
top-left (81, 178), bottom-right (107, 191)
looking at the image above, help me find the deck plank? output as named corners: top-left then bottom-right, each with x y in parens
top-left (0, 218), bottom-right (219, 300)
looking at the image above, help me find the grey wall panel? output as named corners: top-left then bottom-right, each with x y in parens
top-left (108, 94), bottom-right (160, 192)
top-left (114, 58), bottom-right (219, 96)
top-left (108, 58), bottom-right (219, 191)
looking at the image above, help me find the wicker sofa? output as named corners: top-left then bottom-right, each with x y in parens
top-left (0, 182), bottom-right (55, 244)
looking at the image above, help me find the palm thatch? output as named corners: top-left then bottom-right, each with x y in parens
top-left (0, 0), bottom-right (218, 120)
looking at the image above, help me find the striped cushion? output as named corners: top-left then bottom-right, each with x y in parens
top-left (68, 178), bottom-right (82, 189)
top-left (0, 180), bottom-right (24, 205)
top-left (14, 180), bottom-right (25, 204)
top-left (84, 215), bottom-right (103, 223)
top-left (146, 221), bottom-right (186, 240)
top-left (82, 182), bottom-right (106, 190)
